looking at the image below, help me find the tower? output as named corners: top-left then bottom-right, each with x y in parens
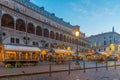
top-left (112, 26), bottom-right (114, 32)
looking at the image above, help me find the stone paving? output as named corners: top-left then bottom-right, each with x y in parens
top-left (0, 61), bottom-right (120, 80)
top-left (1, 67), bottom-right (120, 80)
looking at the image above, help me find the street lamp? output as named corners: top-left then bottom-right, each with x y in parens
top-left (75, 30), bottom-right (80, 66)
top-left (73, 25), bottom-right (81, 69)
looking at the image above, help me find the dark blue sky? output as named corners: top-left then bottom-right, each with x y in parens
top-left (31, 0), bottom-right (120, 37)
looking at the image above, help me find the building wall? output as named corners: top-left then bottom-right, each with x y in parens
top-left (0, 0), bottom-right (90, 53)
top-left (87, 31), bottom-right (120, 54)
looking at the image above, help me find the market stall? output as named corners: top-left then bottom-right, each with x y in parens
top-left (0, 44), bottom-right (41, 65)
top-left (51, 48), bottom-right (75, 63)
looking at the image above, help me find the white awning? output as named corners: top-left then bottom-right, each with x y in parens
top-left (4, 45), bottom-right (41, 52)
top-left (53, 48), bottom-right (75, 54)
top-left (98, 52), bottom-right (107, 55)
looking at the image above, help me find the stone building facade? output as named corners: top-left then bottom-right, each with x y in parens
top-left (87, 27), bottom-right (120, 56)
top-left (0, 0), bottom-right (90, 54)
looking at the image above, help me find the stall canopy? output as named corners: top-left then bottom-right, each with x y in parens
top-left (97, 52), bottom-right (108, 55)
top-left (4, 45), bottom-right (41, 52)
top-left (52, 48), bottom-right (75, 54)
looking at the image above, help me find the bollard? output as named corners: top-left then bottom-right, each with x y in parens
top-left (49, 64), bottom-right (52, 77)
top-left (83, 61), bottom-right (86, 73)
top-left (106, 61), bottom-right (108, 70)
top-left (114, 60), bottom-right (116, 70)
top-left (68, 62), bottom-right (71, 75)
top-left (96, 61), bottom-right (98, 71)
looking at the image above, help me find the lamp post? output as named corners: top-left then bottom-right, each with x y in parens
top-left (75, 30), bottom-right (80, 65)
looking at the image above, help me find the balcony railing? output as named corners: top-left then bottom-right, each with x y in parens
top-left (2, 27), bottom-right (26, 35)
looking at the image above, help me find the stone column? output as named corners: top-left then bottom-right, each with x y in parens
top-left (25, 20), bottom-right (28, 45)
top-left (14, 18), bottom-right (16, 43)
top-left (0, 9), bottom-right (2, 43)
top-left (19, 52), bottom-right (21, 60)
top-left (30, 52), bottom-right (32, 60)
top-left (35, 26), bottom-right (36, 36)
top-left (14, 18), bottom-right (16, 33)
top-left (42, 27), bottom-right (44, 37)
top-left (3, 51), bottom-right (6, 61)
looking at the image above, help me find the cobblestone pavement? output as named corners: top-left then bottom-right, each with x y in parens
top-left (0, 61), bottom-right (120, 80)
top-left (1, 67), bottom-right (120, 80)
top-left (0, 61), bottom-right (118, 76)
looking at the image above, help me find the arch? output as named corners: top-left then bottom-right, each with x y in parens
top-left (81, 42), bottom-right (84, 46)
top-left (79, 41), bottom-right (82, 46)
top-left (70, 37), bottom-right (72, 43)
top-left (63, 45), bottom-right (67, 49)
top-left (83, 42), bottom-right (85, 46)
top-left (50, 31), bottom-right (54, 39)
top-left (67, 46), bottom-right (72, 50)
top-left (56, 44), bottom-right (62, 49)
top-left (36, 26), bottom-right (42, 36)
top-left (72, 38), bottom-right (74, 44)
top-left (60, 34), bottom-right (63, 41)
top-left (64, 35), bottom-right (66, 42)
top-left (1, 14), bottom-right (14, 29)
top-left (55, 32), bottom-right (59, 40)
top-left (45, 43), bottom-right (54, 48)
top-left (27, 23), bottom-right (35, 34)
top-left (44, 28), bottom-right (49, 38)
top-left (118, 45), bottom-right (120, 52)
top-left (16, 19), bottom-right (26, 32)
top-left (67, 36), bottom-right (69, 43)
top-left (75, 39), bottom-right (77, 44)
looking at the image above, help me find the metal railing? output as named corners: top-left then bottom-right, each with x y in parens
top-left (47, 60), bottom-right (119, 76)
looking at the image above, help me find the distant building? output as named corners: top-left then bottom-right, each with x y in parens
top-left (87, 27), bottom-right (120, 55)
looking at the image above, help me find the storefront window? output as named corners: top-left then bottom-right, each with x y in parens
top-left (0, 47), bottom-right (2, 61)
top-left (5, 51), bottom-right (16, 60)
top-left (21, 52), bottom-right (25, 60)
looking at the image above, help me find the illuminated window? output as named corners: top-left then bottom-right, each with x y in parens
top-left (94, 42), bottom-right (96, 47)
